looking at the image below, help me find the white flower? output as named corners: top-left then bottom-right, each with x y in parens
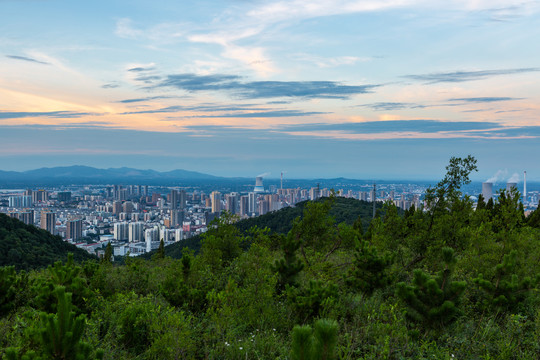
top-left (239, 347), bottom-right (243, 350)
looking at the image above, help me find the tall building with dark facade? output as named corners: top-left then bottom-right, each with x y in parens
top-left (66, 219), bottom-right (83, 241)
top-left (40, 210), bottom-right (56, 235)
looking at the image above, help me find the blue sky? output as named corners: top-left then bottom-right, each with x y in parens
top-left (1, 0), bottom-right (539, 180)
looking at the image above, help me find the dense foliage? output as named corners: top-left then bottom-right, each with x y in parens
top-left (150, 196), bottom-right (384, 259)
top-left (1, 156), bottom-right (540, 359)
top-left (0, 214), bottom-right (96, 271)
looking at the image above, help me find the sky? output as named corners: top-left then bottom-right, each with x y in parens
top-left (1, 0), bottom-right (540, 180)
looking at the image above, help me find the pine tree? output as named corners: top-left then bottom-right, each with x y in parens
top-left (396, 247), bottom-right (466, 328)
top-left (312, 319), bottom-right (338, 360)
top-left (527, 202), bottom-right (540, 228)
top-left (474, 250), bottom-right (538, 311)
top-left (291, 319), bottom-right (338, 360)
top-left (32, 254), bottom-right (91, 314)
top-left (345, 240), bottom-right (392, 294)
top-left (7, 286), bottom-right (103, 360)
top-left (288, 280), bottom-right (338, 322)
top-left (101, 243), bottom-right (113, 264)
top-left (156, 239), bottom-right (165, 260)
top-left (476, 193), bottom-right (486, 210)
top-left (0, 266), bottom-right (18, 316)
top-left (39, 286), bottom-right (88, 359)
top-left (272, 232), bottom-right (304, 291)
top-left (291, 325), bottom-right (314, 360)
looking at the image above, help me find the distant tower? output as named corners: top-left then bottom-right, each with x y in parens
top-left (482, 182), bottom-right (493, 201)
top-left (280, 172), bottom-right (283, 190)
top-left (372, 183), bottom-right (377, 219)
top-left (254, 176), bottom-right (264, 193)
top-left (523, 171), bottom-right (527, 203)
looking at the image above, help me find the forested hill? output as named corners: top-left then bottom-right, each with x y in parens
top-left (0, 213), bottom-right (96, 270)
top-left (235, 196), bottom-right (384, 234)
top-left (146, 197), bottom-right (385, 259)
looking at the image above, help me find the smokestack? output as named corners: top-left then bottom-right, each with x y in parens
top-left (524, 171), bottom-right (527, 203)
top-left (482, 182), bottom-right (493, 201)
top-left (372, 183), bottom-right (377, 219)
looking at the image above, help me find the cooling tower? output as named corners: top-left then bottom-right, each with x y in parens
top-left (482, 182), bottom-right (493, 201)
top-left (506, 182), bottom-right (517, 193)
top-left (254, 176), bottom-right (264, 193)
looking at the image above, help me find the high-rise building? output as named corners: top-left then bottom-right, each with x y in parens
top-left (174, 228), bottom-right (184, 241)
top-left (269, 194), bottom-right (281, 211)
top-left (169, 210), bottom-right (184, 228)
top-left (179, 190), bottom-right (187, 209)
top-left (170, 189), bottom-right (179, 209)
top-left (9, 210), bottom-right (34, 225)
top-left (225, 192), bottom-right (239, 214)
top-left (40, 210), bottom-right (56, 235)
top-left (119, 189), bottom-right (128, 201)
top-left (57, 192), bottom-right (72, 202)
top-left (8, 196), bottom-right (32, 208)
top-left (248, 192), bottom-right (256, 215)
top-left (309, 187), bottom-right (320, 201)
top-left (145, 227), bottom-right (160, 252)
top-left (114, 222), bottom-right (129, 240)
top-left (122, 201), bottom-right (134, 213)
top-left (112, 201), bottom-right (123, 215)
top-left (129, 222), bottom-right (144, 242)
top-left (160, 227), bottom-right (172, 242)
top-left (66, 219), bottom-right (83, 241)
top-left (33, 190), bottom-right (49, 203)
top-left (240, 195), bottom-right (249, 216)
top-left (258, 198), bottom-right (270, 216)
top-left (20, 211), bottom-right (34, 225)
top-left (211, 191), bottom-right (221, 213)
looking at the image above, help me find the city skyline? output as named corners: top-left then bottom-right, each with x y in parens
top-left (1, 1), bottom-right (540, 180)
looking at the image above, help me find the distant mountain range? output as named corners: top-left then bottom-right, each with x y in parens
top-left (0, 166), bottom-right (223, 185)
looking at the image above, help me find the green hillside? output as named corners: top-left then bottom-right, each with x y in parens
top-left (235, 196), bottom-right (384, 234)
top-left (1, 156), bottom-right (540, 360)
top-left (146, 196), bottom-right (385, 259)
top-left (0, 213), bottom-right (96, 270)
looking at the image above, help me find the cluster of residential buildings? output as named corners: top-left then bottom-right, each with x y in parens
top-left (1, 177), bottom-right (536, 258)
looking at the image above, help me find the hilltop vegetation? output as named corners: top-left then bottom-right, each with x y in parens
top-left (0, 213), bottom-right (96, 270)
top-left (151, 196), bottom-right (384, 259)
top-left (1, 156), bottom-right (540, 359)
